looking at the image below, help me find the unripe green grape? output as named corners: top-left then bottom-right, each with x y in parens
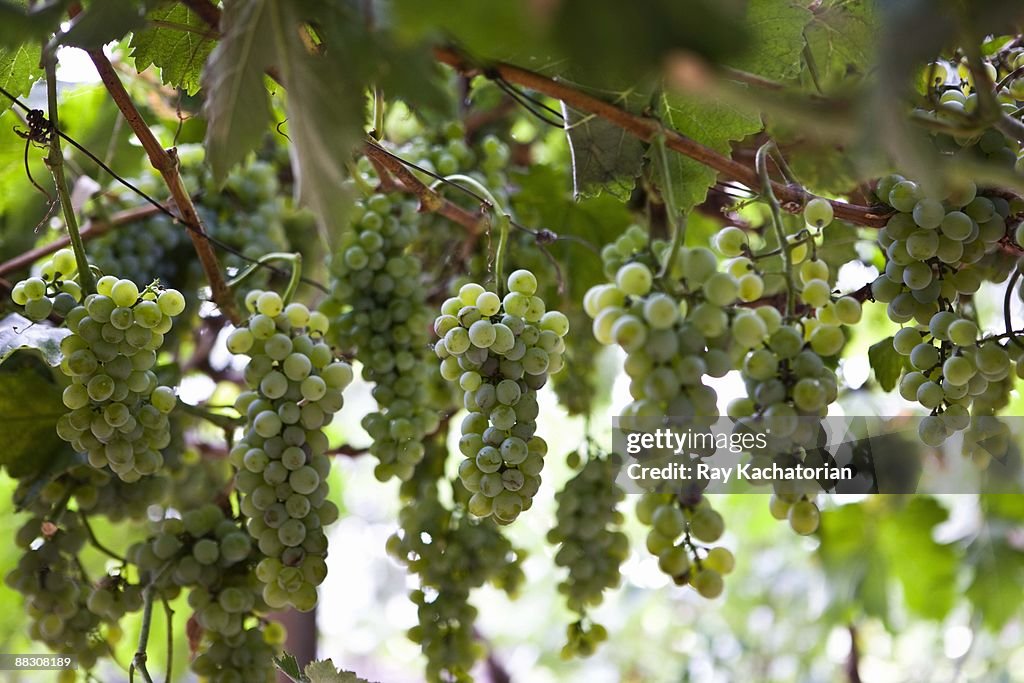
top-left (788, 500), bottom-right (820, 535)
top-left (803, 197), bottom-right (834, 228)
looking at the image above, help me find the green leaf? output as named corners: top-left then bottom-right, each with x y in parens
top-left (59, 0), bottom-right (146, 50)
top-left (802, 0), bottom-right (877, 92)
top-left (657, 91), bottom-right (761, 215)
top-left (726, 0), bottom-right (813, 80)
top-left (966, 539), bottom-right (1024, 630)
top-left (0, 43), bottom-right (41, 115)
top-left (876, 498), bottom-right (957, 620)
top-left (816, 221), bottom-right (860, 279)
top-left (130, 3), bottom-right (216, 95)
top-left (305, 659), bottom-right (371, 683)
top-left (0, 356), bottom-right (69, 478)
top-left (274, 654), bottom-right (308, 683)
top-left (868, 336), bottom-right (905, 392)
top-left (563, 105), bottom-right (645, 200)
top-left (202, 0), bottom-right (275, 182)
top-left (0, 0), bottom-right (64, 49)
top-left (0, 314), bottom-right (70, 367)
top-left (269, 1), bottom-right (359, 243)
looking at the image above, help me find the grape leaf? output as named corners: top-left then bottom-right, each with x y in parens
top-left (202, 0), bottom-right (276, 183)
top-left (966, 539), bottom-right (1024, 630)
top-left (656, 92), bottom-right (761, 216)
top-left (726, 0), bottom-right (813, 80)
top-left (0, 0), bottom-right (64, 49)
top-left (59, 0), bottom-right (147, 50)
top-left (0, 314), bottom-right (70, 367)
top-left (802, 0), bottom-right (877, 92)
top-left (274, 654), bottom-right (307, 683)
top-left (268, 1), bottom-right (359, 245)
top-left (868, 337), bottom-right (905, 392)
top-left (130, 3), bottom-right (215, 95)
top-left (816, 503), bottom-right (890, 623)
top-left (0, 42), bottom-right (40, 115)
top-left (876, 497), bottom-right (957, 620)
top-left (815, 221), bottom-right (860, 278)
top-left (0, 357), bottom-right (69, 478)
top-left (305, 660), bottom-right (372, 683)
top-left (562, 105), bottom-right (644, 201)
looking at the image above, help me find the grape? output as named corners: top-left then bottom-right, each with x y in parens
top-left (435, 271), bottom-right (565, 523)
top-left (788, 499), bottom-right (820, 535)
top-left (714, 226), bottom-right (748, 256)
top-left (230, 292), bottom-right (351, 610)
top-left (803, 197), bottom-right (834, 228)
top-left (615, 262), bottom-right (653, 296)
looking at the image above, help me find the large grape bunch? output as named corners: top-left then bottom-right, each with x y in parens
top-left (387, 441), bottom-right (525, 683)
top-left (226, 290), bottom-right (350, 611)
top-left (127, 502), bottom-right (280, 682)
top-left (12, 252), bottom-right (187, 482)
top-left (84, 144), bottom-right (292, 294)
top-left (637, 490), bottom-right (735, 599)
top-left (434, 269), bottom-right (569, 524)
top-left (547, 449), bottom-right (628, 657)
top-left (869, 174), bottom-right (1021, 446)
top-left (319, 193), bottom-right (439, 481)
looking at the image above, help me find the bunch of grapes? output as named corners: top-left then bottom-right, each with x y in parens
top-left (190, 626), bottom-right (280, 683)
top-left (15, 464), bottom-right (166, 523)
top-left (12, 252), bottom-right (186, 482)
top-left (434, 269), bottom-right (568, 523)
top-left (585, 228), bottom-right (724, 420)
top-left (226, 290), bottom-right (350, 611)
top-left (52, 277), bottom-right (184, 481)
top-left (636, 491), bottom-right (734, 598)
top-left (5, 516), bottom-right (123, 671)
top-left (10, 248), bottom-right (83, 320)
top-left (387, 468), bottom-right (525, 683)
top-left (319, 194), bottom-right (439, 481)
top-left (869, 176), bottom-right (1020, 445)
top-left (547, 450), bottom-right (628, 657)
top-left (85, 145), bottom-right (292, 291)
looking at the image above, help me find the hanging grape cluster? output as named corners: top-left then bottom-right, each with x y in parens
top-left (227, 290), bottom-right (350, 611)
top-left (547, 448), bottom-right (628, 657)
top-left (868, 175), bottom-right (1021, 446)
top-left (320, 193), bottom-right (439, 481)
top-left (387, 439), bottom-right (525, 683)
top-left (434, 269), bottom-right (568, 523)
top-left (637, 491), bottom-right (735, 598)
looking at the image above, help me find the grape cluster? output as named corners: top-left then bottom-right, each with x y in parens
top-left (10, 248), bottom-right (83, 320)
top-left (869, 176), bottom-right (1020, 445)
top-left (586, 228), bottom-right (724, 420)
top-left (14, 260), bottom-right (187, 482)
top-left (434, 269), bottom-right (568, 523)
top-left (547, 451), bottom-right (628, 657)
top-left (227, 290), bottom-right (350, 611)
top-left (387, 462), bottom-right (525, 683)
top-left (54, 278), bottom-right (183, 481)
top-left (16, 464), bottom-right (166, 523)
top-left (636, 492), bottom-right (735, 598)
top-left (5, 516), bottom-right (123, 670)
top-left (85, 145), bottom-right (291, 290)
top-left (190, 626), bottom-right (280, 683)
top-left (320, 194), bottom-right (438, 481)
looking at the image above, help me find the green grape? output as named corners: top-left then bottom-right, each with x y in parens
top-left (803, 197), bottom-right (834, 228)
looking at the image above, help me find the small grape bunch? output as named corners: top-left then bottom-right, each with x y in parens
top-left (10, 248), bottom-right (83, 320)
top-left (433, 269), bottom-right (569, 524)
top-left (636, 491), bottom-right (734, 599)
top-left (190, 626), bottom-right (280, 683)
top-left (548, 452), bottom-right (628, 657)
top-left (769, 492), bottom-right (821, 535)
top-left (41, 274), bottom-right (186, 482)
top-left (227, 290), bottom-right (351, 611)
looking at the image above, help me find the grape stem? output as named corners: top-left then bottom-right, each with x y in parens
top-left (755, 142), bottom-right (795, 318)
top-left (433, 174), bottom-right (511, 294)
top-left (162, 599), bottom-right (174, 683)
top-left (225, 252), bottom-right (304, 305)
top-left (652, 132), bottom-right (687, 279)
top-left (129, 586), bottom-right (155, 683)
top-left (79, 512), bottom-right (126, 563)
top-left (42, 49), bottom-right (96, 295)
top-left (1003, 267), bottom-right (1024, 349)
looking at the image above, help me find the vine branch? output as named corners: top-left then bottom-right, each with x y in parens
top-left (84, 48), bottom-right (240, 323)
top-left (433, 46), bottom-right (891, 228)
